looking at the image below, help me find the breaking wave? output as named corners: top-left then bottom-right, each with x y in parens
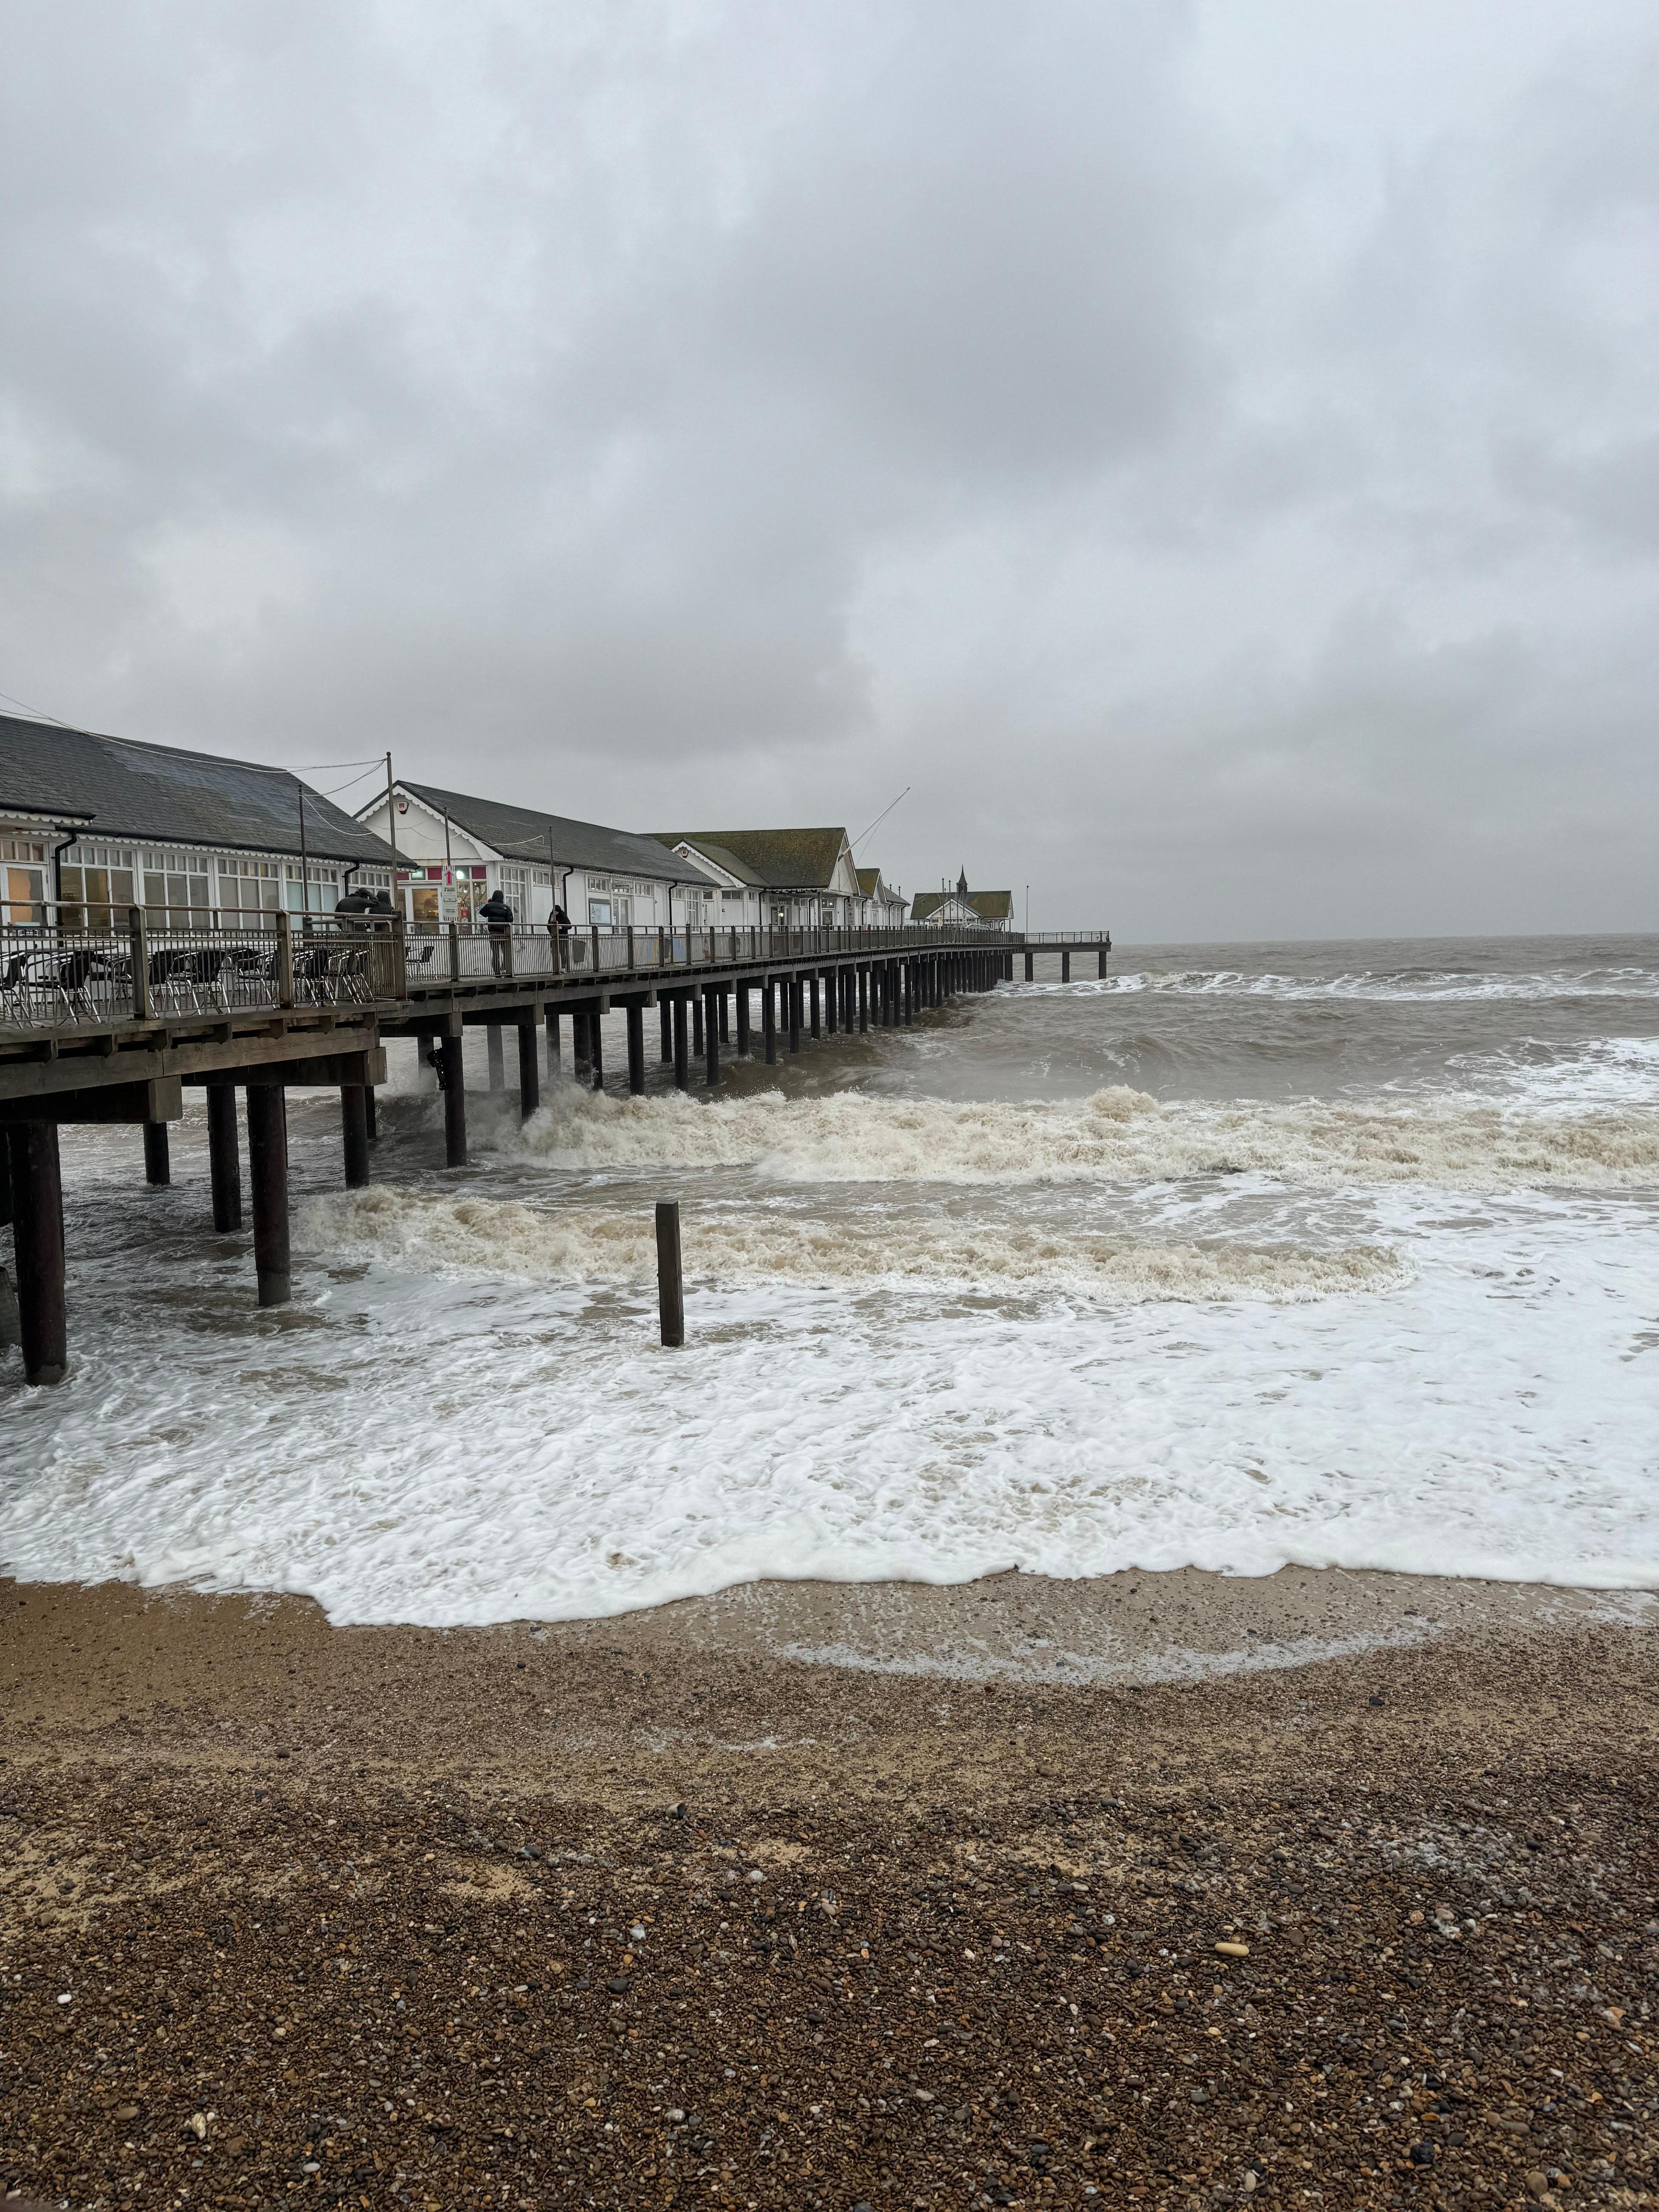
top-left (1058, 965), bottom-right (1659, 1002)
top-left (296, 1186), bottom-right (1410, 1304)
top-left (498, 1082), bottom-right (1659, 1190)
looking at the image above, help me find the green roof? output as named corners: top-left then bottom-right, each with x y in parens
top-left (911, 887), bottom-right (1012, 922)
top-left (651, 827), bottom-right (850, 890)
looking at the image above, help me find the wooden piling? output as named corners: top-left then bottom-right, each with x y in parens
top-left (736, 984), bottom-right (751, 1057)
top-left (788, 974), bottom-right (802, 1053)
top-left (207, 1085), bottom-right (242, 1232)
top-left (589, 1007), bottom-right (605, 1092)
top-left (340, 1085), bottom-right (371, 1188)
top-left (763, 980), bottom-right (778, 1065)
top-left (655, 1199), bottom-right (684, 1348)
top-left (660, 998), bottom-right (673, 1063)
top-left (573, 1009), bottom-right (591, 1084)
top-left (546, 1004), bottom-right (561, 1079)
top-left (365, 1086), bottom-right (378, 1142)
top-left (673, 996), bottom-right (690, 1090)
top-left (440, 1034), bottom-right (467, 1168)
top-left (692, 992), bottom-right (704, 1059)
top-left (7, 1122), bottom-right (67, 1384)
top-left (486, 1023), bottom-right (506, 1092)
top-left (704, 986), bottom-right (721, 1087)
top-left (246, 1086), bottom-right (292, 1307)
top-left (857, 965), bottom-right (869, 1032)
top-left (143, 1121), bottom-right (170, 1187)
top-left (517, 1015), bottom-right (541, 1120)
top-left (1098, 945), bottom-right (1108, 979)
top-left (1061, 948), bottom-right (1071, 982)
top-left (627, 1003), bottom-right (647, 1095)
top-left (809, 974), bottom-right (821, 1038)
top-left (718, 990), bottom-right (730, 1044)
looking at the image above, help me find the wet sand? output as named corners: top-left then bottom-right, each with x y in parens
top-left (2, 1566), bottom-right (1657, 2210)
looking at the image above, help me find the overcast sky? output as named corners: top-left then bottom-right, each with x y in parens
top-left (2, 1), bottom-right (1655, 938)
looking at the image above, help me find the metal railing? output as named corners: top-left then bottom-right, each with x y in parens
top-left (0, 913), bottom-right (402, 1037)
top-left (0, 913), bottom-right (1063, 1040)
top-left (1009, 929), bottom-right (1113, 944)
top-left (397, 919), bottom-right (1018, 991)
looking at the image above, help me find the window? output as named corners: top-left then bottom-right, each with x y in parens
top-left (283, 864), bottom-right (341, 915)
top-left (3, 842), bottom-right (46, 926)
top-left (57, 843), bottom-right (137, 931)
top-left (216, 857), bottom-right (281, 919)
top-left (587, 898), bottom-right (613, 927)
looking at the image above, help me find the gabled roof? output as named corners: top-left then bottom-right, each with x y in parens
top-left (398, 781), bottom-right (719, 886)
top-left (649, 827), bottom-right (851, 891)
top-left (0, 712), bottom-right (396, 864)
top-left (911, 887), bottom-right (1012, 923)
top-left (666, 838), bottom-right (767, 889)
top-left (855, 867), bottom-right (882, 897)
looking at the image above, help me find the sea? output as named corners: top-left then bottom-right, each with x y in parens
top-left (3, 933), bottom-right (1657, 1626)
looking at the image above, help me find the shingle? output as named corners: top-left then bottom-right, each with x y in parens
top-left (0, 713), bottom-right (397, 864)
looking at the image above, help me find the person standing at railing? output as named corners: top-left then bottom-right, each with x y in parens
top-left (548, 901), bottom-right (572, 938)
top-left (478, 887), bottom-right (514, 975)
top-left (334, 884), bottom-right (374, 917)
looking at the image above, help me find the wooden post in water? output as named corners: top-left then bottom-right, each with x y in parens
top-left (546, 1005), bottom-right (561, 1079)
top-left (718, 989), bottom-right (730, 1044)
top-left (340, 1085), bottom-right (371, 1187)
top-left (207, 1085), bottom-right (242, 1231)
top-left (1061, 948), bottom-right (1071, 982)
top-left (143, 1121), bottom-right (171, 1187)
top-left (809, 974), bottom-right (821, 1039)
top-left (704, 986), bottom-right (721, 1087)
top-left (439, 1034), bottom-right (467, 1167)
top-left (655, 1199), bottom-right (684, 1348)
top-left (763, 979), bottom-right (777, 1064)
top-left (735, 982), bottom-right (751, 1056)
top-left (692, 991), bottom-right (704, 1060)
top-left (1098, 944), bottom-right (1108, 979)
top-left (589, 1006), bottom-right (605, 1092)
top-left (7, 1123), bottom-right (68, 1385)
top-left (572, 1009), bottom-right (591, 1085)
top-left (659, 998), bottom-right (673, 1063)
top-left (517, 1014), bottom-right (541, 1120)
top-left (788, 973), bottom-right (802, 1053)
top-left (486, 1024), bottom-right (506, 1092)
top-left (672, 996), bottom-right (690, 1090)
top-left (246, 1087), bottom-right (292, 1307)
top-left (364, 1085), bottom-right (378, 1142)
top-left (627, 1003), bottom-right (647, 1095)
top-left (857, 965), bottom-right (869, 1031)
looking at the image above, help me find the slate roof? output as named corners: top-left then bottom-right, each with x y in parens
top-left (400, 781), bottom-right (719, 886)
top-left (649, 827), bottom-right (850, 890)
top-left (855, 866), bottom-right (904, 902)
top-left (911, 888), bottom-right (1013, 923)
top-left (0, 712), bottom-right (397, 863)
top-left (667, 839), bottom-right (766, 888)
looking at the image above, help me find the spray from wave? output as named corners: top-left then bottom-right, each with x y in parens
top-left (296, 1186), bottom-right (1410, 1304)
top-left (1042, 965), bottom-right (1659, 1002)
top-left (494, 1081), bottom-right (1659, 1189)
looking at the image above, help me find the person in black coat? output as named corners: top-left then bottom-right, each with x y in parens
top-left (477, 888), bottom-right (514, 974)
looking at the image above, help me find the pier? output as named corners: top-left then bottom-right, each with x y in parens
top-left (0, 915), bottom-right (1105, 1382)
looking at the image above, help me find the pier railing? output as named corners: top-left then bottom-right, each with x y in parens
top-left (0, 913), bottom-right (398, 1036)
top-left (0, 914), bottom-right (1038, 1038)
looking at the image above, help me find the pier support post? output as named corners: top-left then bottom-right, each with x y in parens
top-left (517, 1015), bottom-right (541, 1120)
top-left (486, 1023), bottom-right (506, 1092)
top-left (341, 1085), bottom-right (371, 1188)
top-left (246, 1086), bottom-right (292, 1308)
top-left (589, 1007), bottom-right (605, 1092)
top-left (809, 974), bottom-right (821, 1039)
top-left (439, 1035), bottom-right (467, 1168)
top-left (207, 1085), bottom-right (242, 1232)
top-left (1098, 945), bottom-right (1108, 979)
top-left (763, 980), bottom-right (777, 1065)
top-left (692, 992), bottom-right (704, 1060)
top-left (1061, 948), bottom-right (1071, 983)
top-left (365, 1085), bottom-right (379, 1142)
top-left (627, 1003), bottom-right (647, 1095)
top-left (704, 986), bottom-right (721, 1086)
top-left (143, 1121), bottom-right (170, 1187)
top-left (673, 995), bottom-right (690, 1091)
top-left (736, 983), bottom-right (751, 1057)
top-left (1025, 951), bottom-right (1034, 982)
top-left (659, 998), bottom-right (673, 1063)
top-left (546, 1005), bottom-right (561, 1079)
top-left (7, 1123), bottom-right (67, 1385)
top-left (718, 989), bottom-right (730, 1044)
top-left (823, 968), bottom-right (836, 1035)
top-left (788, 974), bottom-right (802, 1053)
top-left (573, 1010), bottom-right (591, 1085)
top-left (857, 966), bottom-right (869, 1032)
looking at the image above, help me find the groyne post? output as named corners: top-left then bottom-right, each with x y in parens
top-left (655, 1199), bottom-right (684, 1348)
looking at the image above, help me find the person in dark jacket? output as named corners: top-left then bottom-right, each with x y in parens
top-left (333, 884), bottom-right (373, 917)
top-left (477, 888), bottom-right (514, 974)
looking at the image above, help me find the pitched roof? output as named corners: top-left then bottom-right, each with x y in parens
top-left (0, 712), bottom-right (396, 864)
top-left (400, 781), bottom-right (718, 886)
top-left (649, 827), bottom-right (850, 890)
top-left (855, 867), bottom-right (882, 896)
top-left (910, 887), bottom-right (1013, 923)
top-left (668, 839), bottom-right (766, 888)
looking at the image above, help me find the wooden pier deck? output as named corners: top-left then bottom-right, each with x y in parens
top-left (0, 917), bottom-right (1106, 1382)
